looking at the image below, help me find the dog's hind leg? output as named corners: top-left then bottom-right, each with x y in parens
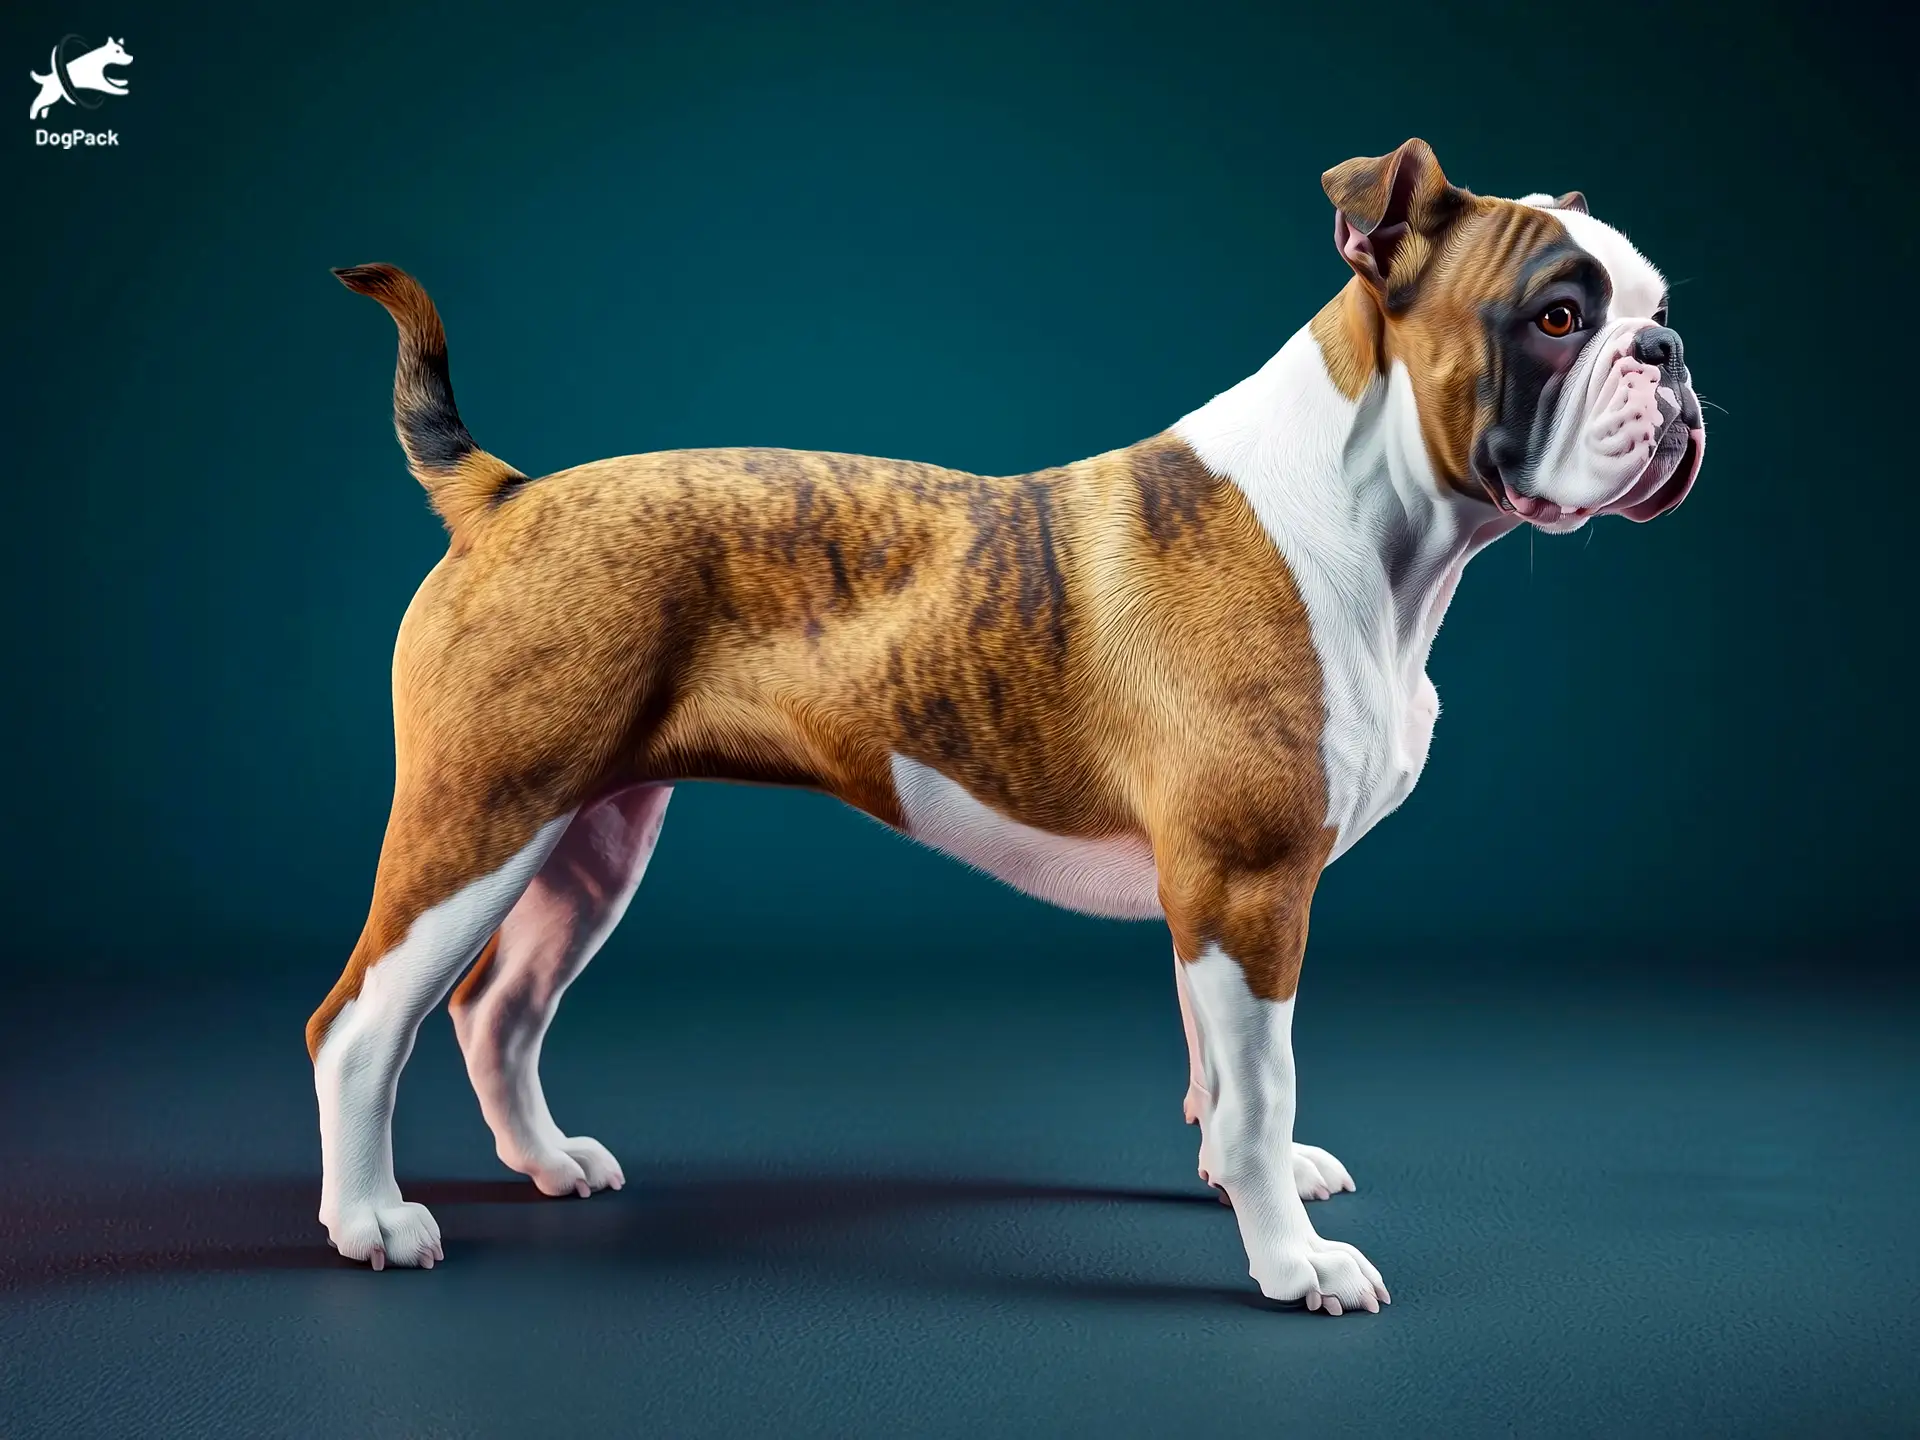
top-left (449, 784), bottom-right (672, 1198)
top-left (306, 778), bottom-right (577, 1269)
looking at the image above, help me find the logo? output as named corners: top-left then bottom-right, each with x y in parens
top-left (29, 34), bottom-right (130, 146)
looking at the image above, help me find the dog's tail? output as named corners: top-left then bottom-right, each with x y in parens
top-left (333, 264), bottom-right (525, 542)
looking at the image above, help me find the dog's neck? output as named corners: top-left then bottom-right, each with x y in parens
top-left (1173, 319), bottom-right (1518, 678)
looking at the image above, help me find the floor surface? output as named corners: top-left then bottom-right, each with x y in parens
top-left (1, 951), bottom-right (1914, 1437)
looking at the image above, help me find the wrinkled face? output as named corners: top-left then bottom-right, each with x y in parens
top-left (1315, 142), bottom-right (1704, 533)
top-left (1463, 198), bottom-right (1703, 532)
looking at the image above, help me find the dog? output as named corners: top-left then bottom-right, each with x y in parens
top-left (28, 36), bottom-right (131, 120)
top-left (313, 138), bottom-right (1703, 1314)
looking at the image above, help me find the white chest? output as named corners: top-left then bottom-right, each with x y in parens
top-left (1321, 661), bottom-right (1440, 862)
top-left (1170, 338), bottom-right (1495, 869)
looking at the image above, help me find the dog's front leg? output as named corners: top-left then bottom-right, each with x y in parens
top-left (1177, 962), bottom-right (1356, 1203)
top-left (1163, 845), bottom-right (1386, 1314)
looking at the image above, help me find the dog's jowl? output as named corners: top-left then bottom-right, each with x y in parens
top-left (312, 139), bottom-right (1703, 1312)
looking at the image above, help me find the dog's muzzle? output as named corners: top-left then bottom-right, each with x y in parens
top-left (1612, 324), bottom-right (1704, 523)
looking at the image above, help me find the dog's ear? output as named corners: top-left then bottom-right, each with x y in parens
top-left (1553, 190), bottom-right (1589, 215)
top-left (1322, 139), bottom-right (1470, 306)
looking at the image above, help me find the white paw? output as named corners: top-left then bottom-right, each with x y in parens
top-left (326, 1199), bottom-right (444, 1270)
top-left (1292, 1142), bottom-right (1357, 1201)
top-left (1247, 1232), bottom-right (1389, 1316)
top-left (1191, 1126), bottom-right (1354, 1205)
top-left (513, 1135), bottom-right (626, 1199)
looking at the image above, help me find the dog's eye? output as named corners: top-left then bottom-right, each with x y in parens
top-left (1653, 304), bottom-right (1669, 326)
top-left (1537, 303), bottom-right (1581, 338)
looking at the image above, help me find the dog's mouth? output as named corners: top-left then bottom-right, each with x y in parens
top-left (1611, 420), bottom-right (1703, 522)
top-left (1485, 417), bottom-right (1704, 527)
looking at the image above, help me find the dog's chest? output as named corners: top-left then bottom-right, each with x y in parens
top-left (889, 757), bottom-right (1164, 919)
top-left (1322, 659), bottom-right (1440, 862)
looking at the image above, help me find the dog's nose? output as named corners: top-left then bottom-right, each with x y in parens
top-left (1633, 325), bottom-right (1683, 371)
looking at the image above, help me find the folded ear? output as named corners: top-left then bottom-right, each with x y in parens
top-left (1322, 139), bottom-right (1470, 304)
top-left (1553, 190), bottom-right (1589, 214)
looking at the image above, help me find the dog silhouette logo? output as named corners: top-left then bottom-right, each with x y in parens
top-left (29, 35), bottom-right (132, 121)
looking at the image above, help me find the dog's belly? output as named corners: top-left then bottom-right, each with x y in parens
top-left (888, 756), bottom-right (1163, 920)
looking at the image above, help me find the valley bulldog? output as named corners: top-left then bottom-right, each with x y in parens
top-left (313, 138), bottom-right (1704, 1313)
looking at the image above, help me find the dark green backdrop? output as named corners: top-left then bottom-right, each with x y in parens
top-left (4, 0), bottom-right (1911, 980)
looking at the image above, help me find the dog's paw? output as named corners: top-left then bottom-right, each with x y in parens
top-left (1247, 1233), bottom-right (1389, 1316)
top-left (515, 1136), bottom-right (626, 1199)
top-left (1293, 1142), bottom-right (1357, 1201)
top-left (327, 1199), bottom-right (443, 1270)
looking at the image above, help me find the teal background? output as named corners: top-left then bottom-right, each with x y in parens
top-left (4, 0), bottom-right (1911, 977)
top-left (4, 5), bottom-right (1918, 1438)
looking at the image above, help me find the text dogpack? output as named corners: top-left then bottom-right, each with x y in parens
top-left (36, 127), bottom-right (118, 148)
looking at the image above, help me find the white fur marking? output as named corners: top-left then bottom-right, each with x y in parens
top-left (889, 754), bottom-right (1162, 918)
top-left (1180, 949), bottom-right (1385, 1309)
top-left (315, 812), bottom-right (573, 1267)
top-left (1544, 207), bottom-right (1668, 320)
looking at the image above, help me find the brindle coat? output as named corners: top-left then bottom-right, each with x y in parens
top-left (307, 287), bottom-right (1330, 1056)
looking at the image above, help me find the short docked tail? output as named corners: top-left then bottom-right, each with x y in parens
top-left (333, 263), bottom-right (525, 542)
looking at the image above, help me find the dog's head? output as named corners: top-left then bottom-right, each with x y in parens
top-left (1316, 139), bottom-right (1703, 531)
top-left (87, 37), bottom-right (133, 91)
